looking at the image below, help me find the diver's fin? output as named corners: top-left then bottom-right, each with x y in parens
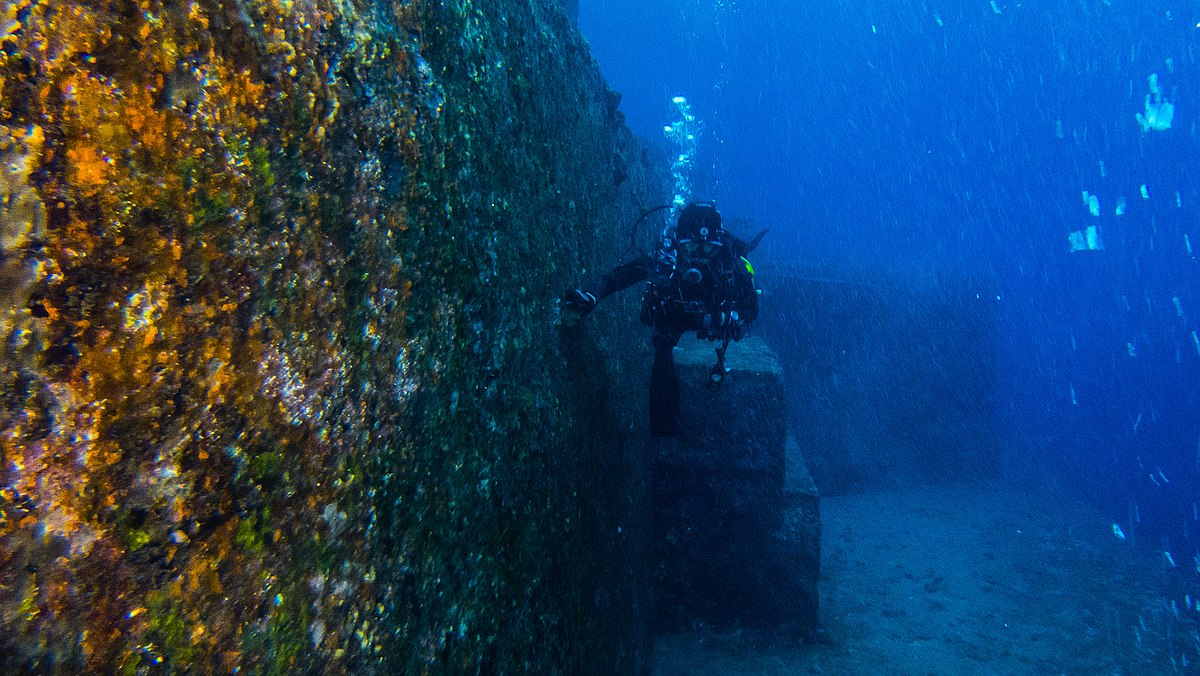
top-left (745, 228), bottom-right (770, 253)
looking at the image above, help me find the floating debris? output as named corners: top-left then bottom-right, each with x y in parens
top-left (1137, 73), bottom-right (1175, 132)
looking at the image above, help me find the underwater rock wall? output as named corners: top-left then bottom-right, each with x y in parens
top-left (760, 272), bottom-right (1000, 495)
top-left (1, 0), bottom-right (662, 672)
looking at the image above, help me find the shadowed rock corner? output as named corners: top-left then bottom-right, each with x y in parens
top-left (653, 336), bottom-right (820, 639)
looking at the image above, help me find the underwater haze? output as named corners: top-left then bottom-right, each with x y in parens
top-left (583, 0), bottom-right (1200, 670)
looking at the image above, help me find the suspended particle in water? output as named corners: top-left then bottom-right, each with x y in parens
top-left (1165, 550), bottom-right (1178, 567)
top-left (1177, 191), bottom-right (1183, 207)
top-left (1174, 297), bottom-right (1184, 318)
top-left (1098, 160), bottom-right (1106, 177)
top-left (1141, 184), bottom-right (1150, 199)
top-left (1112, 523), bottom-right (1127, 540)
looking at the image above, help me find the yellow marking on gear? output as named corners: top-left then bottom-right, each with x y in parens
top-left (741, 257), bottom-right (755, 275)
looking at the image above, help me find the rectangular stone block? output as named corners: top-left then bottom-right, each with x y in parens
top-left (653, 336), bottom-right (820, 637)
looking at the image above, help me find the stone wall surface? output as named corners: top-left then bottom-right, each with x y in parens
top-left (0, 0), bottom-right (662, 672)
top-left (758, 272), bottom-right (1000, 496)
top-left (653, 336), bottom-right (820, 637)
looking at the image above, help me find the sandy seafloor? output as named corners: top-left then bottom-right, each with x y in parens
top-left (654, 483), bottom-right (1191, 675)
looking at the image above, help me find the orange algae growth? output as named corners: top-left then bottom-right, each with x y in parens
top-left (0, 0), bottom-right (426, 669)
top-left (65, 144), bottom-right (110, 188)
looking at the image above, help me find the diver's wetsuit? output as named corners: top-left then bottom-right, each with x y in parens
top-left (583, 236), bottom-right (758, 437)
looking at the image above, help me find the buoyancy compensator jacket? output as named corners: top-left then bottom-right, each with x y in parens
top-left (639, 229), bottom-right (758, 340)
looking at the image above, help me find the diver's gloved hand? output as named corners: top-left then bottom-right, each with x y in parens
top-left (561, 289), bottom-right (598, 315)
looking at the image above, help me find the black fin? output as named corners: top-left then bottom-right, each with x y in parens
top-left (745, 228), bottom-right (770, 253)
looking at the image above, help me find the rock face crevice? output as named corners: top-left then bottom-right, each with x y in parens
top-left (2, 1), bottom-right (662, 672)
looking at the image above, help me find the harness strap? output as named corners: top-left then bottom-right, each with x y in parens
top-left (708, 335), bottom-right (733, 387)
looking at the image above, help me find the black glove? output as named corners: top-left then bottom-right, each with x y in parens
top-left (562, 289), bottom-right (598, 315)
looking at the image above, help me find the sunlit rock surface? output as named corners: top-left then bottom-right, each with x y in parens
top-left (1, 0), bottom-right (663, 671)
top-left (654, 336), bottom-right (821, 636)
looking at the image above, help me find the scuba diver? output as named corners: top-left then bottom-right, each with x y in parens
top-left (562, 202), bottom-right (762, 437)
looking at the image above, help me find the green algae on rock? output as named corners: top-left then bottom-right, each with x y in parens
top-left (1, 0), bottom-right (664, 672)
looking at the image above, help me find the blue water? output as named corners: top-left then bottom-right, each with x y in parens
top-left (582, 0), bottom-right (1200, 649)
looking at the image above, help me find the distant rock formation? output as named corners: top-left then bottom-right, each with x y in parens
top-left (653, 336), bottom-right (821, 637)
top-left (759, 272), bottom-right (1000, 495)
